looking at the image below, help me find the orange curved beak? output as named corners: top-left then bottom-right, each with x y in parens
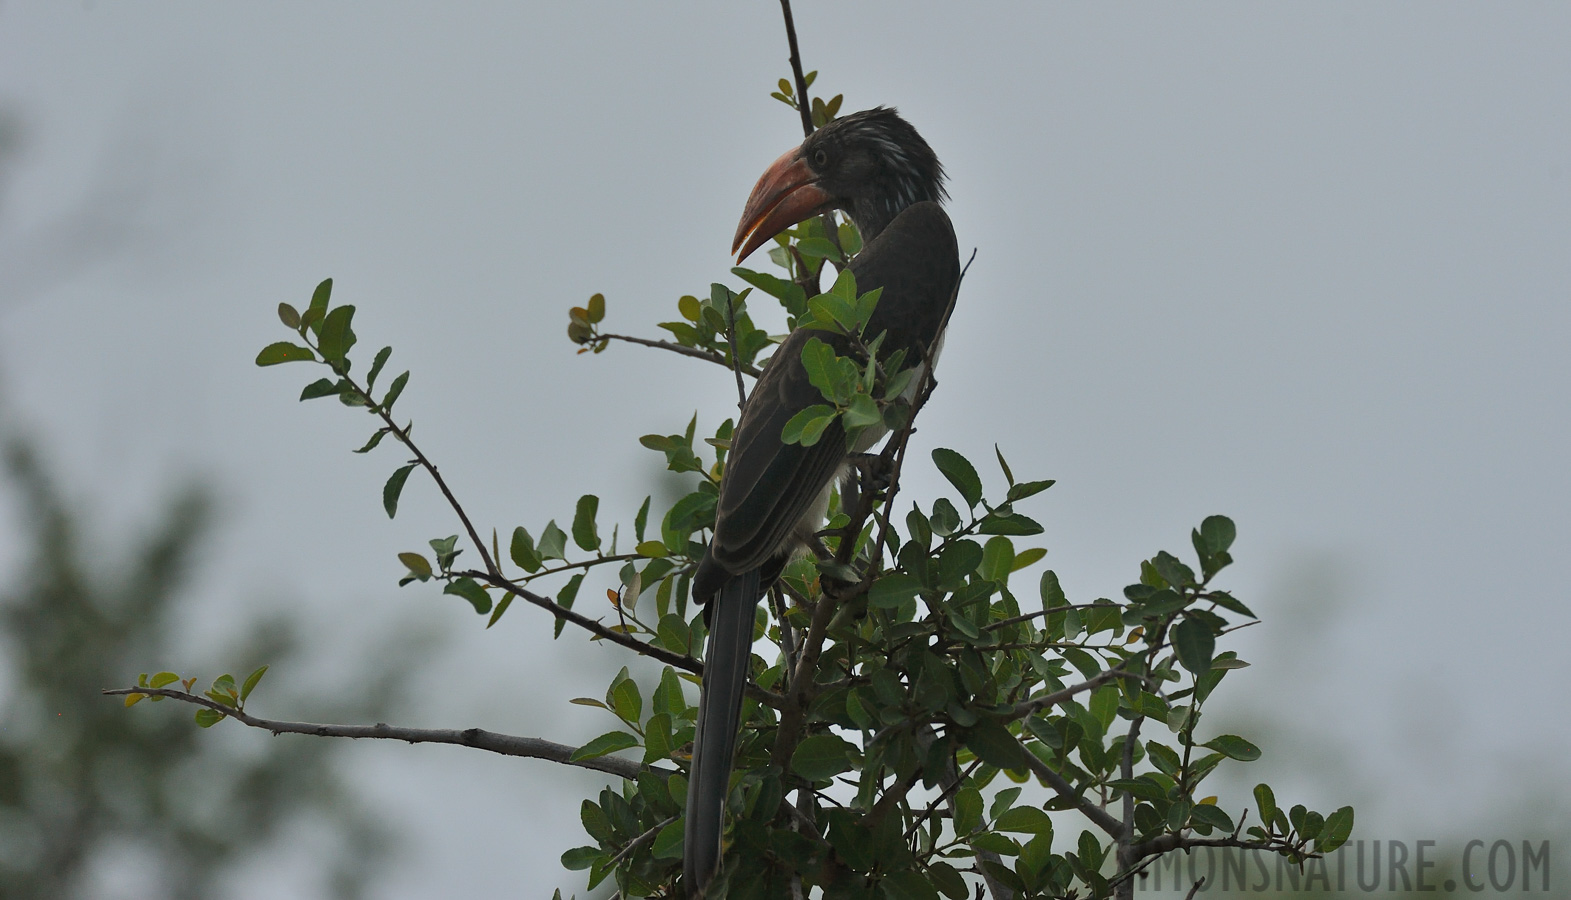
top-left (731, 147), bottom-right (834, 262)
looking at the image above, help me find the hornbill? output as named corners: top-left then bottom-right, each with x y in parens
top-left (683, 107), bottom-right (960, 896)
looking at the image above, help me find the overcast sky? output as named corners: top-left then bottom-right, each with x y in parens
top-left (1, 3), bottom-right (1568, 897)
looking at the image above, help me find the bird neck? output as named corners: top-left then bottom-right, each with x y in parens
top-left (846, 178), bottom-right (943, 244)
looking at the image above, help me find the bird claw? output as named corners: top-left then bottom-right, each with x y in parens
top-left (849, 453), bottom-right (894, 495)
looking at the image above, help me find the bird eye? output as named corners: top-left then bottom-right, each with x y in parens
top-left (813, 148), bottom-right (828, 167)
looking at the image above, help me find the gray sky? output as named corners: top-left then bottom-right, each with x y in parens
top-left (1, 3), bottom-right (1568, 897)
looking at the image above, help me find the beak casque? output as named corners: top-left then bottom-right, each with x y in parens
top-left (732, 146), bottom-right (834, 262)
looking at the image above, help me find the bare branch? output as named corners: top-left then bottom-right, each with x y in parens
top-left (1005, 667), bottom-right (1131, 721)
top-left (1015, 736), bottom-right (1123, 839)
top-left (598, 332), bottom-right (762, 378)
top-left (458, 568), bottom-right (701, 673)
top-left (1131, 832), bottom-right (1313, 863)
top-left (606, 815), bottom-right (677, 869)
top-left (104, 687), bottom-right (654, 780)
top-left (456, 568), bottom-right (785, 711)
top-left (778, 0), bottom-right (815, 139)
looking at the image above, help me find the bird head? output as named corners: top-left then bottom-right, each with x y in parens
top-left (732, 107), bottom-right (947, 261)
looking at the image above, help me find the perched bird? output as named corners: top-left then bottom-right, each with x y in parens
top-left (683, 107), bottom-right (961, 896)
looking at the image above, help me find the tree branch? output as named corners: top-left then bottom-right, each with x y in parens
top-left (104, 686), bottom-right (655, 780)
top-left (598, 332), bottom-right (762, 378)
top-left (1015, 736), bottom-right (1123, 839)
top-left (335, 353), bottom-right (500, 578)
top-left (457, 568), bottom-right (785, 711)
top-left (1004, 667), bottom-right (1131, 721)
top-left (1130, 832), bottom-right (1311, 863)
top-left (778, 0), bottom-right (815, 140)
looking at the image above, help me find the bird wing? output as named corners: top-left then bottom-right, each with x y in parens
top-left (706, 325), bottom-right (849, 578)
top-left (703, 202), bottom-right (959, 585)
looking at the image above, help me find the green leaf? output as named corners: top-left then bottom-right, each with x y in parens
top-left (352, 428), bottom-right (388, 454)
top-left (868, 573), bottom-right (922, 609)
top-left (586, 292), bottom-right (605, 324)
top-left (657, 613), bottom-right (690, 656)
top-left (936, 540), bottom-right (985, 591)
top-left (383, 463), bottom-right (417, 518)
top-left (994, 444), bottom-right (1016, 485)
top-left (306, 278), bottom-right (333, 334)
top-left (1191, 803), bottom-right (1234, 832)
top-left (979, 536), bottom-right (1015, 583)
top-left (978, 512), bottom-right (1044, 536)
top-left (931, 448), bottom-right (983, 508)
top-left (194, 707), bottom-right (226, 728)
top-left (800, 337), bottom-right (839, 395)
top-left (634, 495), bottom-right (651, 542)
top-left (610, 677), bottom-right (643, 727)
top-left (1011, 547), bottom-right (1046, 572)
top-left (560, 846), bottom-right (603, 871)
top-left (298, 378), bottom-right (339, 401)
top-left (732, 266), bottom-right (806, 313)
top-left (1204, 734), bottom-right (1261, 761)
top-left (842, 393), bottom-right (881, 429)
top-left (240, 665), bottom-right (268, 701)
top-left (1253, 783), bottom-right (1278, 827)
top-left (572, 494), bottom-right (601, 552)
top-left (791, 734), bottom-right (856, 782)
top-left (366, 346), bottom-right (392, 390)
top-left (277, 302), bottom-right (301, 329)
top-left (255, 342), bottom-right (315, 366)
top-left (444, 577), bottom-right (492, 614)
top-left (797, 413), bottom-right (836, 447)
top-left (1039, 570), bottom-right (1066, 608)
top-left (636, 540), bottom-right (667, 558)
top-left (1200, 514), bottom-right (1237, 553)
top-left (569, 730), bottom-right (638, 761)
top-left (994, 805), bottom-right (1054, 835)
top-left (965, 717), bottom-right (1028, 771)
top-left (317, 304), bottom-right (357, 362)
top-left (509, 527), bottom-right (541, 572)
top-left (928, 861), bottom-right (968, 900)
top-left (1317, 806), bottom-right (1355, 852)
top-left (149, 671), bottom-right (180, 689)
top-left (1089, 685), bottom-right (1120, 730)
top-left (781, 404), bottom-right (836, 445)
top-left (881, 870), bottom-right (940, 900)
top-left (538, 520), bottom-right (567, 560)
top-left (953, 787), bottom-right (983, 834)
top-left (1172, 616), bottom-right (1215, 675)
top-left (651, 819), bottom-right (684, 859)
top-left (930, 497), bottom-right (962, 537)
top-left (1006, 479), bottom-right (1056, 502)
top-left (382, 371), bottom-right (409, 412)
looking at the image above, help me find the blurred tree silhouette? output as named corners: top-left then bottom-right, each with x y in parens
top-left (0, 424), bottom-right (401, 899)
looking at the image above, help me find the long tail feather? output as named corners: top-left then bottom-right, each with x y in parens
top-left (683, 568), bottom-right (761, 898)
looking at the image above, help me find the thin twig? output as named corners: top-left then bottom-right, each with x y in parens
top-left (458, 569), bottom-right (699, 672)
top-left (983, 604), bottom-right (1108, 632)
top-left (1132, 832), bottom-right (1312, 862)
top-left (336, 354), bottom-right (500, 578)
top-left (458, 569), bottom-right (786, 711)
top-left (606, 815), bottom-right (677, 869)
top-left (724, 293), bottom-right (748, 408)
top-left (103, 687), bottom-right (655, 780)
top-left (598, 332), bottom-right (762, 378)
top-left (516, 553), bottom-right (641, 582)
top-left (779, 0), bottom-right (814, 140)
top-left (1004, 666), bottom-right (1133, 720)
